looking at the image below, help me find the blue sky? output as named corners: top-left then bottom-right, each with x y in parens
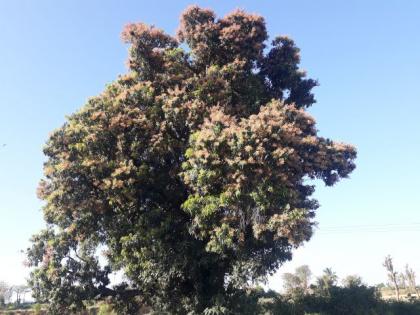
top-left (0, 0), bottom-right (419, 290)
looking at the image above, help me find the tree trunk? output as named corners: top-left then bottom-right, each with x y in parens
top-left (395, 285), bottom-right (400, 301)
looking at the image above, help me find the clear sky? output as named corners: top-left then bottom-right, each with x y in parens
top-left (1, 0), bottom-right (419, 291)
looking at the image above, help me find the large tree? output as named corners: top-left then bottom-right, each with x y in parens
top-left (26, 6), bottom-right (356, 314)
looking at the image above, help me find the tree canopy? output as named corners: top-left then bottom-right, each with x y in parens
top-left (26, 6), bottom-right (356, 314)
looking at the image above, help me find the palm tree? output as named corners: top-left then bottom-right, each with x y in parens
top-left (316, 268), bottom-right (338, 294)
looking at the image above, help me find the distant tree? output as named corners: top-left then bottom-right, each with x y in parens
top-left (376, 283), bottom-right (386, 290)
top-left (13, 285), bottom-right (30, 305)
top-left (0, 282), bottom-right (12, 307)
top-left (342, 275), bottom-right (363, 288)
top-left (316, 268), bottom-right (338, 293)
top-left (302, 271), bottom-right (381, 315)
top-left (295, 265), bottom-right (312, 294)
top-left (309, 285), bottom-right (379, 315)
top-left (405, 264), bottom-right (420, 298)
top-left (398, 273), bottom-right (407, 290)
top-left (283, 265), bottom-right (312, 297)
top-left (26, 5), bottom-right (356, 314)
top-left (283, 273), bottom-right (302, 295)
top-left (383, 255), bottom-right (400, 301)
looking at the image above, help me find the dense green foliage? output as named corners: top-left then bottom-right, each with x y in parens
top-left (26, 6), bottom-right (356, 314)
top-left (274, 267), bottom-right (420, 315)
top-left (278, 287), bottom-right (420, 315)
top-left (4, 269), bottom-right (420, 315)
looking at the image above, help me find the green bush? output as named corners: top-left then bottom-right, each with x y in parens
top-left (97, 303), bottom-right (116, 315)
top-left (32, 303), bottom-right (43, 315)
